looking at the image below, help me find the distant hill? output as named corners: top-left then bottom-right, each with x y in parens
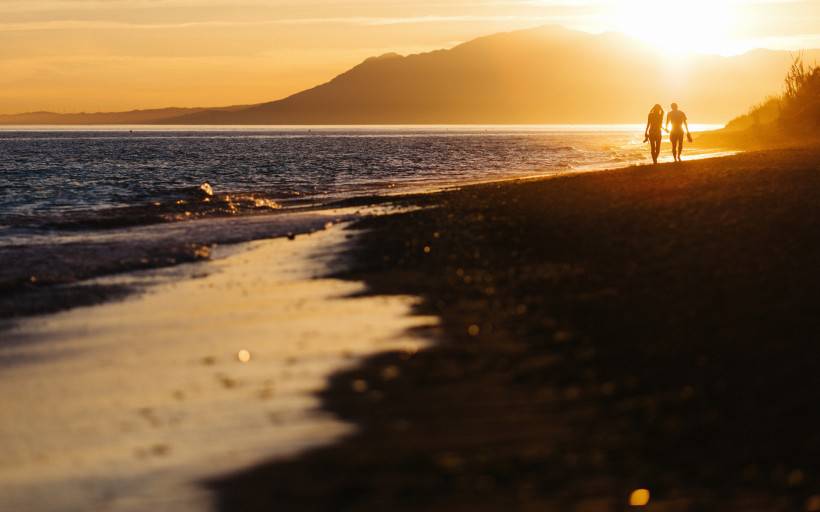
top-left (0, 108), bottom-right (202, 125)
top-left (3, 25), bottom-right (819, 125)
top-left (0, 105), bottom-right (250, 126)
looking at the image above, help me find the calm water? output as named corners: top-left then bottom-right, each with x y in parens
top-left (0, 125), bottom-right (722, 295)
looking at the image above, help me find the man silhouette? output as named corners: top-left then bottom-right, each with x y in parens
top-left (666, 103), bottom-right (691, 162)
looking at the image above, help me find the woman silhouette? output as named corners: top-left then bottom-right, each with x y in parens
top-left (644, 104), bottom-right (664, 164)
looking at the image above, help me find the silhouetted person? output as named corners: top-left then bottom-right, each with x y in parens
top-left (644, 104), bottom-right (664, 164)
top-left (666, 103), bottom-right (691, 162)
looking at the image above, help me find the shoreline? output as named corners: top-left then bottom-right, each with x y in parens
top-left (209, 144), bottom-right (820, 511)
top-left (0, 208), bottom-right (359, 322)
top-left (1, 139), bottom-right (736, 324)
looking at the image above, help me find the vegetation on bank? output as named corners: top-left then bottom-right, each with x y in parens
top-left (721, 56), bottom-right (820, 140)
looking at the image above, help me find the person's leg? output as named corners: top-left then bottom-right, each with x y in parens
top-left (652, 138), bottom-right (660, 163)
top-left (673, 133), bottom-right (683, 161)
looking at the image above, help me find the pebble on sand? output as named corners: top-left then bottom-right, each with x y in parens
top-left (629, 489), bottom-right (650, 507)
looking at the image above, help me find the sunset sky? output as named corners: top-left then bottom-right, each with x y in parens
top-left (2, 0), bottom-right (819, 114)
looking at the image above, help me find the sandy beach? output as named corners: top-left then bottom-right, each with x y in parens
top-left (209, 145), bottom-right (820, 511)
top-left (2, 144), bottom-right (819, 511)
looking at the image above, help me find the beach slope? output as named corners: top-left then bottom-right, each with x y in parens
top-left (211, 146), bottom-right (820, 511)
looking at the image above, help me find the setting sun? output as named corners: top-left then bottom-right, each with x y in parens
top-left (615, 0), bottom-right (738, 55)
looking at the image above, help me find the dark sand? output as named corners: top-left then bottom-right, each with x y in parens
top-left (210, 146), bottom-right (820, 511)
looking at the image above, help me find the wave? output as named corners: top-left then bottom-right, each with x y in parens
top-left (3, 184), bottom-right (296, 233)
top-left (0, 205), bottom-right (355, 320)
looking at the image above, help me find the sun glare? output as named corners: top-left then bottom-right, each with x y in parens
top-left (615, 0), bottom-right (738, 55)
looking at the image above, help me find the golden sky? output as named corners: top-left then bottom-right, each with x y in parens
top-left (1, 0), bottom-right (819, 114)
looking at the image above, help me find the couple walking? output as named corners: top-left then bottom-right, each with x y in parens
top-left (644, 103), bottom-right (692, 164)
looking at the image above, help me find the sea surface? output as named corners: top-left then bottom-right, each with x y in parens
top-left (0, 125), bottom-right (723, 302)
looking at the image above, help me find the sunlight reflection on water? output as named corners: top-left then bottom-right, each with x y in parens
top-left (0, 225), bottom-right (436, 512)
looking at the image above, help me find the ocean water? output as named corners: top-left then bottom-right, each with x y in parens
top-left (0, 125), bottom-right (722, 302)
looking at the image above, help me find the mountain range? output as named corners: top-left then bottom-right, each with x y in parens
top-left (3, 26), bottom-right (818, 125)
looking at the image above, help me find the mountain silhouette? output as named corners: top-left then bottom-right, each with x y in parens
top-left (3, 25), bottom-right (818, 125)
top-left (0, 105), bottom-right (249, 125)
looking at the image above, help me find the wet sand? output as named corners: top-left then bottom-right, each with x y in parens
top-left (211, 146), bottom-right (820, 511)
top-left (0, 225), bottom-right (435, 511)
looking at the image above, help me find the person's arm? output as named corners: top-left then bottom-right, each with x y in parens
top-left (665, 113), bottom-right (671, 133)
top-left (684, 118), bottom-right (690, 136)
